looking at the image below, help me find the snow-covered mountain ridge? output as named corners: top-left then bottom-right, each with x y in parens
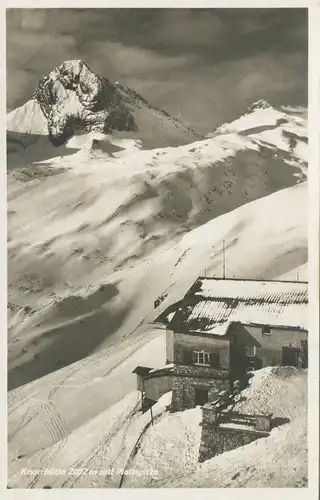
top-left (7, 60), bottom-right (200, 151)
top-left (7, 60), bottom-right (308, 390)
top-left (208, 99), bottom-right (307, 171)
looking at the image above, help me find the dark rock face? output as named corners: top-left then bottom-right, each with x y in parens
top-left (245, 99), bottom-right (272, 114)
top-left (32, 60), bottom-right (136, 146)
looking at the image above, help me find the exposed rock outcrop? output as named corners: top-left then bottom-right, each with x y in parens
top-left (32, 60), bottom-right (136, 145)
top-left (8, 59), bottom-right (201, 150)
top-left (245, 99), bottom-right (272, 114)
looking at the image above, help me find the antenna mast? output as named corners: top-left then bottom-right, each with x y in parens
top-left (223, 240), bottom-right (226, 279)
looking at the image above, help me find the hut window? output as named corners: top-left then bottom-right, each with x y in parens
top-left (193, 351), bottom-right (210, 366)
top-left (262, 326), bottom-right (271, 336)
top-left (244, 345), bottom-right (256, 357)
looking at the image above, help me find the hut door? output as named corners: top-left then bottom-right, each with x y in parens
top-left (282, 346), bottom-right (299, 367)
top-left (301, 340), bottom-right (308, 368)
top-left (230, 337), bottom-right (247, 382)
top-left (195, 388), bottom-right (208, 406)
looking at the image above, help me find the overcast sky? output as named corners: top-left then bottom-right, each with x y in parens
top-left (6, 8), bottom-right (307, 133)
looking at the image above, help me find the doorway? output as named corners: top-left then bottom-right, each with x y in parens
top-left (282, 346), bottom-right (300, 367)
top-left (195, 387), bottom-right (209, 406)
top-left (229, 337), bottom-right (247, 382)
top-left (301, 340), bottom-right (308, 368)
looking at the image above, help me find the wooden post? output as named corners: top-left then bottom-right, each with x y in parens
top-left (150, 405), bottom-right (154, 425)
top-left (141, 378), bottom-right (145, 411)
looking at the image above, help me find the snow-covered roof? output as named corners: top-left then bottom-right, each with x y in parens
top-left (167, 277), bottom-right (308, 332)
top-left (132, 366), bottom-right (153, 376)
top-left (148, 364), bottom-right (174, 376)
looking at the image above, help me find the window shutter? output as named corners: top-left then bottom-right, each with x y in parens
top-left (210, 352), bottom-right (220, 369)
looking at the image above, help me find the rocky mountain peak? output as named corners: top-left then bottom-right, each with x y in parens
top-left (32, 60), bottom-right (136, 146)
top-left (245, 99), bottom-right (272, 114)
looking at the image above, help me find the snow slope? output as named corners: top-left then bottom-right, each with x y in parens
top-left (8, 365), bottom-right (307, 488)
top-left (9, 386), bottom-right (172, 488)
top-left (8, 65), bottom-right (306, 389)
top-left (8, 332), bottom-right (166, 470)
top-left (7, 123), bottom-right (307, 389)
top-left (7, 182), bottom-right (307, 482)
top-left (7, 99), bottom-right (49, 136)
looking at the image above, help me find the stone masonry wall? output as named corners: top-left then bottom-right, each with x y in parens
top-left (198, 424), bottom-right (269, 462)
top-left (171, 364), bottom-right (231, 412)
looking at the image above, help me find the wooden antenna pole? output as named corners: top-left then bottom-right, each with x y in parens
top-left (223, 240), bottom-right (226, 279)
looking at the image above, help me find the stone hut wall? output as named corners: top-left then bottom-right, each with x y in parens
top-left (171, 364), bottom-right (231, 412)
top-left (198, 424), bottom-right (269, 462)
